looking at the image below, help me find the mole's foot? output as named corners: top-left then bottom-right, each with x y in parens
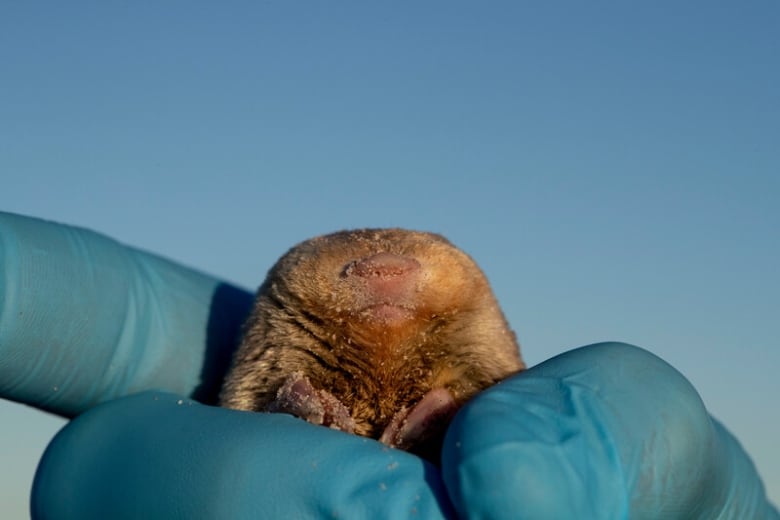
top-left (267, 372), bottom-right (356, 433)
top-left (379, 388), bottom-right (458, 462)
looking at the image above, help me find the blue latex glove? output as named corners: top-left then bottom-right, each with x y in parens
top-left (2, 212), bottom-right (777, 519)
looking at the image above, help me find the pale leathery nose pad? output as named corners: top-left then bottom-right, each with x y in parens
top-left (349, 252), bottom-right (422, 278)
top-left (344, 252), bottom-right (423, 307)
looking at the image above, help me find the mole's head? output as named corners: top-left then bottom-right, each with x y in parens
top-left (224, 228), bottom-right (523, 453)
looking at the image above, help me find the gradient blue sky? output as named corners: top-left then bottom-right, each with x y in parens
top-left (2, 2), bottom-right (778, 516)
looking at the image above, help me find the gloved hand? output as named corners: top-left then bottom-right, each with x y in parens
top-left (2, 212), bottom-right (777, 519)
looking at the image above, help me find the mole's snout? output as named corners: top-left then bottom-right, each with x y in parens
top-left (347, 252), bottom-right (421, 278)
top-left (344, 253), bottom-right (422, 319)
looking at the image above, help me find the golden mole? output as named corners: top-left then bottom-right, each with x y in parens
top-left (219, 229), bottom-right (524, 460)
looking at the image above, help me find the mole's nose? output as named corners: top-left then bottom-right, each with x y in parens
top-left (348, 252), bottom-right (421, 278)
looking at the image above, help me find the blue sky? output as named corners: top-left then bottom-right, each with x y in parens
top-left (2, 2), bottom-right (778, 516)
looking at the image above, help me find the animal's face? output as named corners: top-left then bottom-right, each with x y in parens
top-left (263, 229), bottom-right (492, 350)
top-left (220, 228), bottom-right (523, 456)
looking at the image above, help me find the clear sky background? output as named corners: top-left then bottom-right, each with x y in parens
top-left (1, 2), bottom-right (778, 517)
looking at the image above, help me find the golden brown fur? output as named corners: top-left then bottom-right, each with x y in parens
top-left (219, 229), bottom-right (524, 440)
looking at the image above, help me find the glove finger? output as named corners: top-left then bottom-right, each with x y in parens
top-left (442, 342), bottom-right (778, 519)
top-left (0, 212), bottom-right (252, 416)
top-left (32, 391), bottom-right (455, 519)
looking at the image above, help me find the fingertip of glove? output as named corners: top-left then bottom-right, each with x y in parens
top-left (32, 391), bottom-right (457, 519)
top-left (440, 367), bottom-right (629, 519)
top-left (439, 342), bottom-right (714, 519)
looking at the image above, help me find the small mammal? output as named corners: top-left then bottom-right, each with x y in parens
top-left (219, 229), bottom-right (524, 460)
